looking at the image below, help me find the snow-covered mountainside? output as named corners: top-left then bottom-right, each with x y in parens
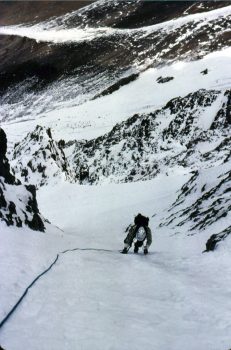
top-left (0, 2), bottom-right (231, 131)
top-left (68, 89), bottom-right (230, 183)
top-left (12, 88), bottom-right (230, 186)
top-left (0, 128), bottom-right (45, 231)
top-left (161, 163), bottom-right (230, 235)
top-left (11, 125), bottom-right (75, 187)
top-left (0, 1), bottom-right (231, 349)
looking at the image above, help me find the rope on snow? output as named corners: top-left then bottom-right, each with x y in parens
top-left (0, 247), bottom-right (115, 330)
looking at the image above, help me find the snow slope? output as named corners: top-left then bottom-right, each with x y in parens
top-left (1, 174), bottom-right (231, 350)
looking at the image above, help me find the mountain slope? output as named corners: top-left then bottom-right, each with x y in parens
top-left (0, 1), bottom-right (231, 350)
top-left (0, 128), bottom-right (45, 231)
top-left (0, 3), bottom-right (231, 129)
top-left (10, 87), bottom-right (230, 186)
top-left (67, 88), bottom-right (230, 184)
top-left (1, 173), bottom-right (231, 350)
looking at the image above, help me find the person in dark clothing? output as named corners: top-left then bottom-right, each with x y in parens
top-left (121, 213), bottom-right (152, 255)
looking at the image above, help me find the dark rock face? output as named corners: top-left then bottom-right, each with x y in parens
top-left (0, 1), bottom-right (94, 26)
top-left (0, 128), bottom-right (7, 157)
top-left (205, 226), bottom-right (231, 251)
top-left (93, 73), bottom-right (140, 99)
top-left (0, 128), bottom-right (16, 185)
top-left (25, 185), bottom-right (45, 231)
top-left (157, 76), bottom-right (174, 84)
top-left (0, 128), bottom-right (45, 231)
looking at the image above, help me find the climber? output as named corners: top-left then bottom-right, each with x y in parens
top-left (121, 213), bottom-right (152, 255)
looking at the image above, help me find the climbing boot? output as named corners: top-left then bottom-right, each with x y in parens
top-left (134, 243), bottom-right (139, 253)
top-left (121, 247), bottom-right (128, 254)
top-left (144, 247), bottom-right (148, 255)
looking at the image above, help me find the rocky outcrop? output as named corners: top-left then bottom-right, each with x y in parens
top-left (11, 88), bottom-right (229, 188)
top-left (63, 89), bottom-right (230, 184)
top-left (157, 76), bottom-right (174, 84)
top-left (0, 128), bottom-right (45, 231)
top-left (161, 167), bottom-right (231, 232)
top-left (11, 125), bottom-right (74, 187)
top-left (0, 128), bottom-right (16, 185)
top-left (205, 226), bottom-right (231, 251)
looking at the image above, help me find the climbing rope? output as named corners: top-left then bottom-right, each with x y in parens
top-left (0, 247), bottom-right (115, 330)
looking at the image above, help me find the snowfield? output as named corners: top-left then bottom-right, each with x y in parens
top-left (1, 173), bottom-right (231, 350)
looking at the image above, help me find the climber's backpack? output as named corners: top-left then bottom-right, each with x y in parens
top-left (134, 213), bottom-right (149, 227)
